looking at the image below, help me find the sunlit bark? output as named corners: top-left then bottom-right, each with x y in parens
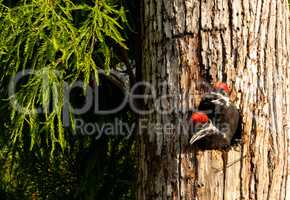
top-left (138, 0), bottom-right (290, 199)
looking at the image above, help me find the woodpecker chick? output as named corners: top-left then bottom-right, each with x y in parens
top-left (190, 112), bottom-right (213, 144)
top-left (190, 83), bottom-right (239, 149)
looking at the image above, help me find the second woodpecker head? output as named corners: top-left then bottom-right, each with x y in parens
top-left (213, 82), bottom-right (230, 96)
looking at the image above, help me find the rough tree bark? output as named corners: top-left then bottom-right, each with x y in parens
top-left (137, 0), bottom-right (290, 199)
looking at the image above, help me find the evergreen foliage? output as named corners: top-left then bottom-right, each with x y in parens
top-left (0, 0), bottom-right (127, 153)
top-left (0, 0), bottom-right (137, 199)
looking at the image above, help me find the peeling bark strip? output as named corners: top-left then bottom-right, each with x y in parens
top-left (138, 0), bottom-right (290, 199)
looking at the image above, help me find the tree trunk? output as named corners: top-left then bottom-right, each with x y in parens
top-left (137, 0), bottom-right (290, 199)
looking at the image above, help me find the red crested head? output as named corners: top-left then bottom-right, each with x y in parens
top-left (191, 112), bottom-right (209, 124)
top-left (214, 82), bottom-right (230, 94)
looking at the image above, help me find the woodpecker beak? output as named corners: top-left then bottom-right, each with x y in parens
top-left (209, 93), bottom-right (230, 107)
top-left (190, 121), bottom-right (220, 144)
top-left (190, 131), bottom-right (210, 144)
